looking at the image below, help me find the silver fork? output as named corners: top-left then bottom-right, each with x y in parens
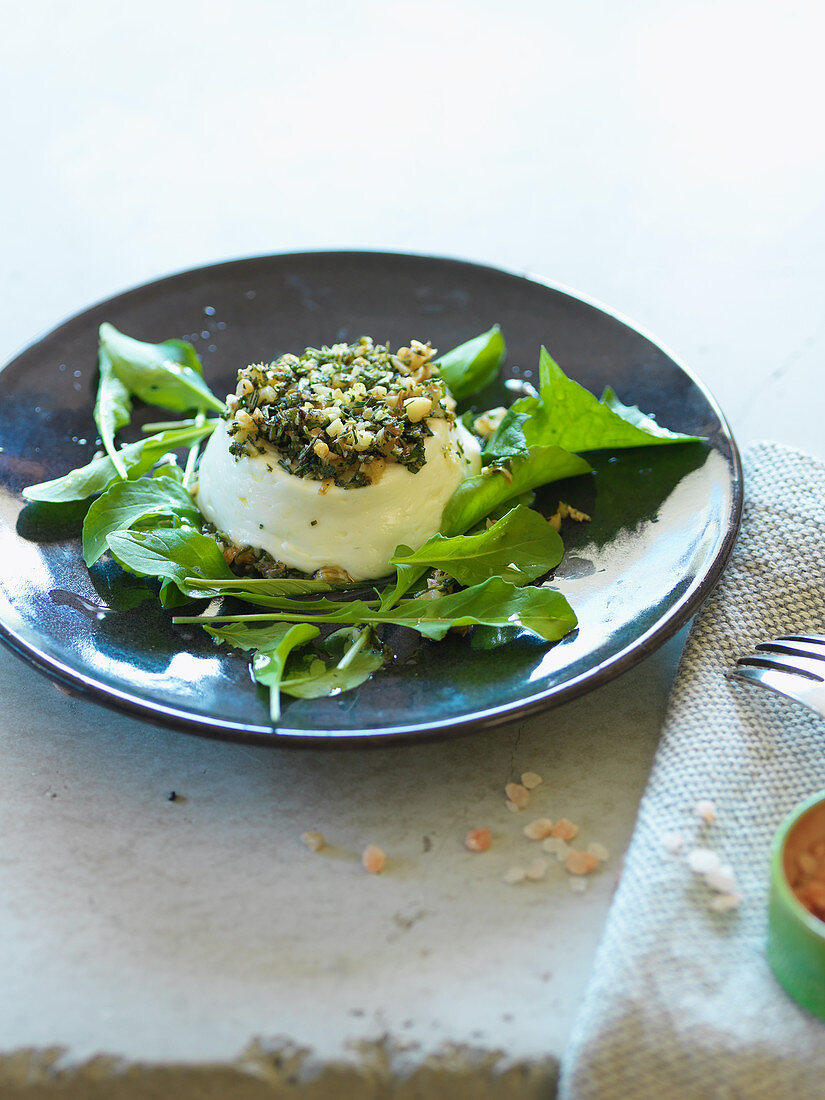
top-left (728, 635), bottom-right (825, 718)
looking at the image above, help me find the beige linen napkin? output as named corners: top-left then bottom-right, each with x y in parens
top-left (559, 441), bottom-right (825, 1099)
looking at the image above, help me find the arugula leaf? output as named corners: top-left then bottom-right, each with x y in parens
top-left (99, 322), bottom-right (225, 415)
top-left (181, 576), bottom-right (337, 598)
top-left (21, 424), bottom-right (216, 504)
top-left (204, 620), bottom-right (321, 722)
top-left (82, 475), bottom-right (201, 566)
top-left (107, 527), bottom-right (235, 594)
top-left (480, 410), bottom-right (531, 464)
top-left (377, 559), bottom-right (426, 611)
top-left (486, 347), bottom-right (701, 459)
top-left (440, 445), bottom-right (592, 537)
top-left (436, 325), bottom-right (506, 401)
top-left (392, 504), bottom-right (563, 587)
top-left (279, 627), bottom-right (385, 701)
top-left (94, 347), bottom-right (132, 476)
top-left (380, 447), bottom-right (589, 610)
top-left (175, 576), bottom-right (577, 644)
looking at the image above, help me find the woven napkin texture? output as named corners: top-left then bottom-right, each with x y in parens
top-left (559, 440), bottom-right (825, 1100)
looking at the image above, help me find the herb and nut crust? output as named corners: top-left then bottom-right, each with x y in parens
top-left (224, 337), bottom-right (455, 488)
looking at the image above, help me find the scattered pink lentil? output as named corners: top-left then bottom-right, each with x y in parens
top-left (465, 827), bottom-right (492, 852)
top-left (301, 831), bottom-right (325, 852)
top-left (523, 818), bottom-right (555, 840)
top-left (362, 844), bottom-right (386, 874)
top-left (550, 818), bottom-right (579, 841)
top-left (564, 849), bottom-right (600, 876)
top-left (503, 865), bottom-right (526, 885)
top-left (505, 782), bottom-right (530, 809)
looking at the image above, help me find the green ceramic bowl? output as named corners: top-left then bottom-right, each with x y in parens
top-left (768, 790), bottom-right (825, 1017)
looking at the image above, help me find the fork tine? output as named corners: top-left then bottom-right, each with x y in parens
top-left (745, 649), bottom-right (825, 678)
top-left (771, 635), bottom-right (825, 655)
top-left (727, 665), bottom-right (825, 717)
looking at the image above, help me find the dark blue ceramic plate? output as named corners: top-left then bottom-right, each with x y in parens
top-left (0, 253), bottom-right (742, 746)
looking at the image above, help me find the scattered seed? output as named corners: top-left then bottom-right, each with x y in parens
top-left (687, 847), bottom-right (721, 875)
top-left (301, 831), bottom-right (325, 852)
top-left (523, 818), bottom-right (554, 840)
top-left (465, 827), bottom-right (492, 853)
top-left (503, 865), bottom-right (526, 885)
top-left (505, 800), bottom-right (520, 814)
top-left (362, 844), bottom-right (386, 873)
top-left (525, 858), bottom-right (548, 881)
top-left (550, 818), bottom-right (579, 841)
top-left (569, 876), bottom-right (589, 893)
top-left (521, 771), bottom-right (543, 790)
top-left (694, 799), bottom-right (717, 823)
top-left (505, 782), bottom-right (530, 809)
top-left (564, 849), bottom-right (600, 876)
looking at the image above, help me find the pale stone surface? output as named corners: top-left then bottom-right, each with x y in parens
top-left (2, 0), bottom-right (824, 1093)
top-left (0, 633), bottom-right (678, 1093)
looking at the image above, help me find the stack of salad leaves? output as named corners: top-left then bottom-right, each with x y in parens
top-left (23, 322), bottom-right (700, 721)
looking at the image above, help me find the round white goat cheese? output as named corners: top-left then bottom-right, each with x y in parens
top-left (196, 418), bottom-right (481, 581)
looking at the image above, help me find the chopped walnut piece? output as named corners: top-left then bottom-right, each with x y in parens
top-left (549, 501), bottom-right (591, 531)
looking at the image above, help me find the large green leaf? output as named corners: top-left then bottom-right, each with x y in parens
top-left (391, 504), bottom-right (563, 587)
top-left (485, 347), bottom-right (701, 460)
top-left (204, 620), bottom-right (321, 722)
top-left (83, 475), bottom-right (201, 566)
top-left (94, 346), bottom-right (132, 476)
top-left (279, 627), bottom-right (386, 700)
top-left (99, 322), bottom-right (225, 414)
top-left (106, 527), bottom-right (235, 593)
top-left (436, 325), bottom-right (506, 401)
top-left (440, 445), bottom-right (592, 537)
top-left (21, 423), bottom-right (216, 503)
top-left (175, 576), bottom-right (577, 644)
